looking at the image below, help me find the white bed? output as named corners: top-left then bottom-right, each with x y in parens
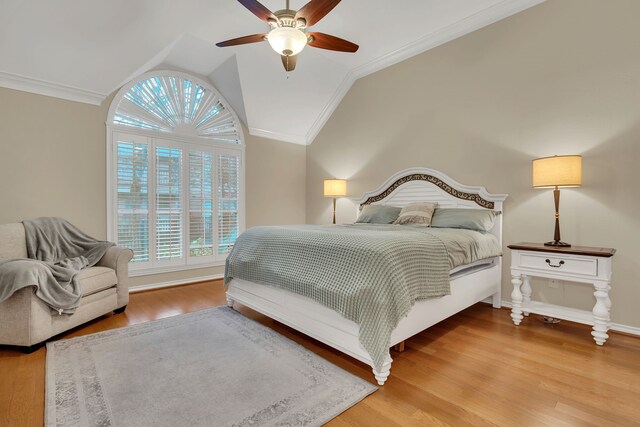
top-left (226, 167), bottom-right (507, 385)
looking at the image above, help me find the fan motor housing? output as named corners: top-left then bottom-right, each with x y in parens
top-left (272, 9), bottom-right (306, 29)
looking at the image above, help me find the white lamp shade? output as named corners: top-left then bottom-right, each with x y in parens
top-left (324, 179), bottom-right (347, 197)
top-left (267, 27), bottom-right (308, 56)
top-left (532, 155), bottom-right (582, 188)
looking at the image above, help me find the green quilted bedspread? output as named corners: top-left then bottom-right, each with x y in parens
top-left (224, 224), bottom-right (455, 371)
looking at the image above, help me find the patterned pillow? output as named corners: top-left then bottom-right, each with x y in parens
top-left (393, 202), bottom-right (438, 226)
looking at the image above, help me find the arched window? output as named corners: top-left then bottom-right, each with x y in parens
top-left (107, 71), bottom-right (244, 275)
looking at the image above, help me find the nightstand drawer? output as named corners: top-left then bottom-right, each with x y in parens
top-left (519, 253), bottom-right (598, 276)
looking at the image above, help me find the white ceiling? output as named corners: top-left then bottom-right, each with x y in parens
top-left (0, 0), bottom-right (543, 144)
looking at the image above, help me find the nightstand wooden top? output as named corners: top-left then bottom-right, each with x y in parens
top-left (507, 242), bottom-right (616, 258)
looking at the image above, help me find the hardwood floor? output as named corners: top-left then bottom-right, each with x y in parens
top-left (2, 281), bottom-right (639, 426)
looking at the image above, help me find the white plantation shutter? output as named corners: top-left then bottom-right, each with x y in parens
top-left (113, 76), bottom-right (242, 143)
top-left (115, 135), bottom-right (150, 263)
top-left (155, 145), bottom-right (183, 261)
top-left (217, 152), bottom-right (240, 256)
top-left (109, 72), bottom-right (244, 275)
top-left (188, 150), bottom-right (214, 259)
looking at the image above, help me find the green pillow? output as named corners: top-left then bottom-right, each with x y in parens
top-left (355, 205), bottom-right (402, 224)
top-left (431, 208), bottom-right (501, 232)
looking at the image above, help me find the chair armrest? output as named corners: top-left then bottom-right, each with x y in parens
top-left (97, 246), bottom-right (134, 309)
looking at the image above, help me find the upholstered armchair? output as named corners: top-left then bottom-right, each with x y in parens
top-left (0, 223), bottom-right (133, 352)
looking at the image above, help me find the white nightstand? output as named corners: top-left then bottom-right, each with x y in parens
top-left (507, 242), bottom-right (616, 345)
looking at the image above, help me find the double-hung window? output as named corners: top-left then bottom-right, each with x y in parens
top-left (107, 72), bottom-right (244, 275)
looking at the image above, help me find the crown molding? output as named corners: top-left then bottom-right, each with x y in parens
top-left (0, 70), bottom-right (106, 105)
top-left (304, 0), bottom-right (545, 145)
top-left (248, 127), bottom-right (307, 145)
top-left (305, 71), bottom-right (356, 145)
top-left (351, 0), bottom-right (545, 80)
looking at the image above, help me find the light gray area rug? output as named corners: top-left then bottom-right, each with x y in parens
top-left (46, 307), bottom-right (376, 427)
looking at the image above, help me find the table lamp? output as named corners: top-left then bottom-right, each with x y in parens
top-left (324, 179), bottom-right (347, 224)
top-left (532, 155), bottom-right (582, 247)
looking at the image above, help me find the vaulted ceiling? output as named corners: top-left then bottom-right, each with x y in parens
top-left (0, 0), bottom-right (542, 144)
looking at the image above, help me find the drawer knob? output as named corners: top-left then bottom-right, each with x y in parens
top-left (545, 259), bottom-right (565, 268)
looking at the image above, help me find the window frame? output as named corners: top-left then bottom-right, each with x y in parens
top-left (106, 71), bottom-right (245, 277)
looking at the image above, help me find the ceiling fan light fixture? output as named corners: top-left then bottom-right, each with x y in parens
top-left (216, 0), bottom-right (360, 72)
top-left (267, 27), bottom-right (307, 56)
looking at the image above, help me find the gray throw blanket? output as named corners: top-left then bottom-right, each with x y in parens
top-left (225, 224), bottom-right (451, 371)
top-left (0, 218), bottom-right (114, 314)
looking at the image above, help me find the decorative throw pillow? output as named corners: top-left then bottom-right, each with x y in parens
top-left (430, 208), bottom-right (501, 232)
top-left (393, 202), bottom-right (438, 226)
top-left (355, 205), bottom-right (402, 224)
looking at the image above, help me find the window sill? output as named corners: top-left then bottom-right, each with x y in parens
top-left (128, 261), bottom-right (227, 277)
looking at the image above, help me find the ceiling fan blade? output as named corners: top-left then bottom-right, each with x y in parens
top-left (307, 32), bottom-right (358, 53)
top-left (281, 55), bottom-right (297, 72)
top-left (295, 0), bottom-right (341, 27)
top-left (216, 34), bottom-right (267, 47)
top-left (237, 0), bottom-right (278, 24)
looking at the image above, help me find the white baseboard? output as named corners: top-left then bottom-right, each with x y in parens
top-left (610, 323), bottom-right (640, 336)
top-left (129, 274), bottom-right (224, 293)
top-left (500, 300), bottom-right (640, 337)
top-left (128, 285), bottom-right (640, 337)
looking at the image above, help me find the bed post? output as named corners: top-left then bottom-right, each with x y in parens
top-left (226, 295), bottom-right (235, 309)
top-left (491, 196), bottom-right (505, 309)
top-left (372, 354), bottom-right (393, 386)
top-left (492, 289), bottom-right (502, 308)
top-left (492, 259), bottom-right (503, 308)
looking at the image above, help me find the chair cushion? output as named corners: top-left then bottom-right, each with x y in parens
top-left (76, 267), bottom-right (117, 296)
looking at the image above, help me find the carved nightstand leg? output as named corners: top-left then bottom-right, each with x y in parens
top-left (592, 281), bottom-right (611, 345)
top-left (521, 275), bottom-right (532, 316)
top-left (510, 273), bottom-right (524, 326)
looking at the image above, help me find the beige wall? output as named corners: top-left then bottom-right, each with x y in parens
top-left (307, 0), bottom-right (640, 327)
top-left (245, 134), bottom-right (306, 228)
top-left (0, 89), bottom-right (110, 238)
top-left (0, 87), bottom-right (306, 288)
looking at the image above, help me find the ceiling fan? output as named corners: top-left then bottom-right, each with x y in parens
top-left (216, 0), bottom-right (359, 72)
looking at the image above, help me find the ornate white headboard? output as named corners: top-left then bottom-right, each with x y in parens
top-left (355, 167), bottom-right (508, 244)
